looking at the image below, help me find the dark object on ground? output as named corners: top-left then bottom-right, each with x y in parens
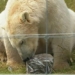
top-left (26, 54), bottom-right (54, 74)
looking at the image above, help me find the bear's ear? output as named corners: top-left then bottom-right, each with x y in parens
top-left (20, 12), bottom-right (30, 23)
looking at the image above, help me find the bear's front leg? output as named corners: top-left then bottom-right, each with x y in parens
top-left (3, 36), bottom-right (24, 69)
top-left (52, 44), bottom-right (70, 70)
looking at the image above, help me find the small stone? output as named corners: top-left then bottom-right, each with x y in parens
top-left (8, 66), bottom-right (13, 73)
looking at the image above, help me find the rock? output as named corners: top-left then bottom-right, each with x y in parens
top-left (26, 54), bottom-right (54, 74)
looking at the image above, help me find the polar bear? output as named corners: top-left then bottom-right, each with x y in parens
top-left (1, 0), bottom-right (75, 70)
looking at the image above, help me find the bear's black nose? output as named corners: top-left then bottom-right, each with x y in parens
top-left (23, 57), bottom-right (30, 62)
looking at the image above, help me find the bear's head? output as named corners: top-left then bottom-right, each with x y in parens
top-left (2, 1), bottom-right (42, 61)
top-left (3, 11), bottom-right (40, 61)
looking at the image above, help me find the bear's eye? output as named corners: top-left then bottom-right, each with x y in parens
top-left (20, 40), bottom-right (24, 46)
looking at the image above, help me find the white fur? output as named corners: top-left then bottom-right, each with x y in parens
top-left (1, 0), bottom-right (75, 69)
